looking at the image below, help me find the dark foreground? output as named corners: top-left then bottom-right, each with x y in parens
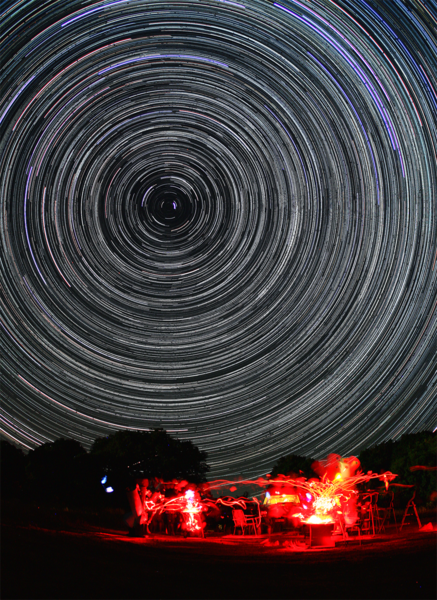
top-left (2, 511), bottom-right (436, 599)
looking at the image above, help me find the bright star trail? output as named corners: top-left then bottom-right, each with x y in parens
top-left (1, 0), bottom-right (436, 478)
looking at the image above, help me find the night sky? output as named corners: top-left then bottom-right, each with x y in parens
top-left (1, 0), bottom-right (436, 479)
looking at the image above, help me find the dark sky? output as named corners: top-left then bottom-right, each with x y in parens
top-left (1, 0), bottom-right (436, 479)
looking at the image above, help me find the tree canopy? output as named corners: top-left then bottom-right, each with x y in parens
top-left (358, 431), bottom-right (436, 505)
top-left (1, 429), bottom-right (209, 507)
top-left (25, 438), bottom-right (89, 503)
top-left (270, 453), bottom-right (317, 479)
top-left (91, 429), bottom-right (209, 486)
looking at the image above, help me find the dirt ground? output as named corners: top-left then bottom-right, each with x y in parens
top-left (2, 504), bottom-right (436, 599)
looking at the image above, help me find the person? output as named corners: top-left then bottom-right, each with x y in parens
top-left (148, 488), bottom-right (164, 533)
top-left (163, 485), bottom-right (178, 534)
top-left (126, 481), bottom-right (145, 537)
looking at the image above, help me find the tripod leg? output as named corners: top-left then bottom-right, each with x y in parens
top-left (400, 499), bottom-right (411, 531)
top-left (391, 504), bottom-right (397, 532)
top-left (413, 503), bottom-right (422, 529)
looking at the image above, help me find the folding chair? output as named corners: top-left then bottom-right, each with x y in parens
top-left (244, 501), bottom-right (261, 535)
top-left (377, 490), bottom-right (397, 533)
top-left (359, 492), bottom-right (378, 536)
top-left (232, 508), bottom-right (247, 534)
top-left (232, 508), bottom-right (259, 535)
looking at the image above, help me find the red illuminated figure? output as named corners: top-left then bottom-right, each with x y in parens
top-left (144, 487), bottom-right (205, 537)
top-left (180, 489), bottom-right (205, 537)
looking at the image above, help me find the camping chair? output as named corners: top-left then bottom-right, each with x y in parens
top-left (371, 492), bottom-right (384, 533)
top-left (345, 523), bottom-right (362, 545)
top-left (232, 508), bottom-right (259, 535)
top-left (376, 490), bottom-right (397, 533)
top-left (359, 492), bottom-right (378, 535)
top-left (244, 501), bottom-right (261, 535)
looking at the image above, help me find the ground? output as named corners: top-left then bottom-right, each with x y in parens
top-left (1, 502), bottom-right (436, 599)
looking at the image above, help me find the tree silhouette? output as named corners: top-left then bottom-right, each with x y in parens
top-left (359, 431), bottom-right (436, 506)
top-left (270, 453), bottom-right (317, 479)
top-left (25, 438), bottom-right (89, 504)
top-left (359, 439), bottom-right (394, 475)
top-left (91, 429), bottom-right (209, 489)
top-left (1, 441), bottom-right (26, 497)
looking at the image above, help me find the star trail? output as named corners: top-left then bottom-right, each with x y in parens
top-left (1, 0), bottom-right (436, 478)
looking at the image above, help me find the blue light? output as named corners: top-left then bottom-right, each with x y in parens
top-left (101, 475), bottom-right (107, 485)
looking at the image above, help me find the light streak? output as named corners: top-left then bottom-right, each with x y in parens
top-left (1, 0), bottom-right (435, 472)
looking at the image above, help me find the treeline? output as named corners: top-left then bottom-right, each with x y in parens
top-left (270, 431), bottom-right (436, 507)
top-left (358, 431), bottom-right (436, 506)
top-left (2, 429), bottom-right (436, 509)
top-left (1, 429), bottom-right (209, 509)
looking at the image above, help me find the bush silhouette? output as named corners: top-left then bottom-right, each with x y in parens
top-left (1, 441), bottom-right (26, 497)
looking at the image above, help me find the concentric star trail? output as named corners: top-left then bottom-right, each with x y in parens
top-left (1, 0), bottom-right (436, 478)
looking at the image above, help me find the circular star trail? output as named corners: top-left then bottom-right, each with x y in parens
top-left (1, 0), bottom-right (436, 478)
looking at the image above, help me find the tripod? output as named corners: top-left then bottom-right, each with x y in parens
top-left (400, 489), bottom-right (422, 531)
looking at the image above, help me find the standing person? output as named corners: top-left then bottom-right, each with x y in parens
top-left (126, 481), bottom-right (145, 537)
